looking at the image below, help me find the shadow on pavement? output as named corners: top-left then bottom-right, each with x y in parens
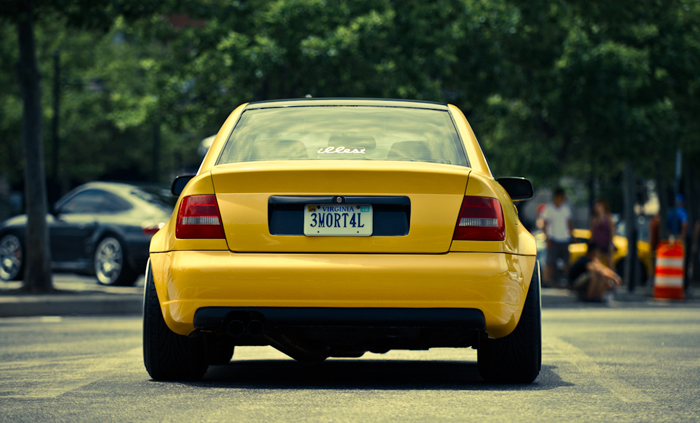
top-left (168, 360), bottom-right (571, 391)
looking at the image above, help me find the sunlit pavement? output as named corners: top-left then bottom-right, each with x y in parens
top-left (1, 308), bottom-right (699, 422)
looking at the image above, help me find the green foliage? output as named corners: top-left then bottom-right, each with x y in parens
top-left (1, 0), bottom-right (699, 195)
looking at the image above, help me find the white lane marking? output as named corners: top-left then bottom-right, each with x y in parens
top-left (544, 334), bottom-right (654, 403)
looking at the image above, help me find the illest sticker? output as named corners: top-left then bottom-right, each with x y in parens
top-left (318, 146), bottom-right (366, 154)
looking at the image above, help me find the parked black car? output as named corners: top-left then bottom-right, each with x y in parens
top-left (0, 182), bottom-right (174, 286)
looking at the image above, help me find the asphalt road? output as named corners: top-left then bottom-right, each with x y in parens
top-left (1, 307), bottom-right (699, 422)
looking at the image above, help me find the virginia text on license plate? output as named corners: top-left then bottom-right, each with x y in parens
top-left (303, 204), bottom-right (373, 236)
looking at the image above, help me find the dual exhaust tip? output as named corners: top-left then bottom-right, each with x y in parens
top-left (227, 319), bottom-right (265, 338)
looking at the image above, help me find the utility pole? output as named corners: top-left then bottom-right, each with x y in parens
top-left (51, 49), bottom-right (60, 202)
top-left (152, 117), bottom-right (160, 183)
top-left (623, 161), bottom-right (638, 292)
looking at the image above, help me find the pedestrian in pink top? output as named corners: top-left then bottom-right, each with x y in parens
top-left (590, 199), bottom-right (614, 267)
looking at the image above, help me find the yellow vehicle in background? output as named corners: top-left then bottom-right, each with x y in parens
top-left (537, 222), bottom-right (652, 284)
top-left (568, 229), bottom-right (652, 283)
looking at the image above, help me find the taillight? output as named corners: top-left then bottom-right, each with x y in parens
top-left (176, 195), bottom-right (225, 239)
top-left (453, 196), bottom-right (505, 241)
top-left (142, 222), bottom-right (165, 237)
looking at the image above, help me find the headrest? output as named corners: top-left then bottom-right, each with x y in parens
top-left (249, 139), bottom-right (308, 161)
top-left (328, 135), bottom-right (376, 151)
top-left (387, 141), bottom-right (431, 161)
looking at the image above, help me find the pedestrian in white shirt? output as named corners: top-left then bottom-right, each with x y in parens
top-left (542, 188), bottom-right (574, 287)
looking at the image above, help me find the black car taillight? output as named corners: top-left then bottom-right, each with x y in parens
top-left (453, 196), bottom-right (505, 241)
top-left (175, 195), bottom-right (225, 239)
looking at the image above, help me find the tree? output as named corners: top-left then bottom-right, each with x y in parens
top-left (0, 0), bottom-right (166, 292)
top-left (4, 0), bottom-right (52, 292)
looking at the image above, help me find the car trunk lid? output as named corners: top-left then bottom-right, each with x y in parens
top-left (210, 161), bottom-right (469, 253)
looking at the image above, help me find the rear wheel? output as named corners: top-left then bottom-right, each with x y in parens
top-left (0, 233), bottom-right (23, 281)
top-left (94, 236), bottom-right (138, 286)
top-left (206, 337), bottom-right (235, 365)
top-left (478, 260), bottom-right (542, 384)
top-left (143, 263), bottom-right (208, 381)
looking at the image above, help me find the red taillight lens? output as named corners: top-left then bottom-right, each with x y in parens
top-left (453, 196), bottom-right (505, 241)
top-left (176, 195), bottom-right (225, 239)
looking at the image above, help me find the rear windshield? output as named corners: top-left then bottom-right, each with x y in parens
top-left (217, 106), bottom-right (469, 166)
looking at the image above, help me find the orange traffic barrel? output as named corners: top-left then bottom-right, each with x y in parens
top-left (653, 242), bottom-right (685, 300)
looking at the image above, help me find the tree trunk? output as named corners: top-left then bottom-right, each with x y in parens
top-left (655, 160), bottom-right (668, 241)
top-left (51, 49), bottom-right (61, 204)
top-left (152, 118), bottom-right (160, 183)
top-left (623, 161), bottom-right (638, 292)
top-left (16, 0), bottom-right (53, 293)
top-left (683, 162), bottom-right (694, 289)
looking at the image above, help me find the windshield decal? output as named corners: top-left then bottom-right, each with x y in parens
top-left (318, 146), bottom-right (366, 154)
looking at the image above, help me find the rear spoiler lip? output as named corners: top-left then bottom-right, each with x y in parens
top-left (268, 195), bottom-right (410, 206)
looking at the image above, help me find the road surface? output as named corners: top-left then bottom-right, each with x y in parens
top-left (1, 306), bottom-right (699, 422)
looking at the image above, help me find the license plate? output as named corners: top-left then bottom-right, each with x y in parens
top-left (303, 204), bottom-right (373, 236)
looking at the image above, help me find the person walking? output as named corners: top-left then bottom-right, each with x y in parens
top-left (542, 187), bottom-right (574, 287)
top-left (590, 199), bottom-right (615, 267)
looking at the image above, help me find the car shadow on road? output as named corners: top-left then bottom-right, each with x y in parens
top-left (179, 360), bottom-right (572, 391)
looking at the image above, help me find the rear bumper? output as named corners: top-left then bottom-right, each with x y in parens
top-left (149, 251), bottom-right (536, 338)
top-left (194, 307), bottom-right (486, 330)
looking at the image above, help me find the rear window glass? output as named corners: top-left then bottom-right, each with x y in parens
top-left (217, 106), bottom-right (468, 166)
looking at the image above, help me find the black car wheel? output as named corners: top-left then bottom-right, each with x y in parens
top-left (206, 337), bottom-right (235, 365)
top-left (143, 263), bottom-right (209, 381)
top-left (94, 236), bottom-right (138, 286)
top-left (478, 260), bottom-right (542, 384)
top-left (0, 233), bottom-right (24, 281)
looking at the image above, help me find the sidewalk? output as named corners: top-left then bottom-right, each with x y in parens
top-left (541, 285), bottom-right (700, 308)
top-left (0, 274), bottom-right (143, 318)
top-left (1, 276), bottom-right (699, 317)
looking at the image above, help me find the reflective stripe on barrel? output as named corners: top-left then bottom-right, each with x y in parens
top-left (653, 242), bottom-right (684, 300)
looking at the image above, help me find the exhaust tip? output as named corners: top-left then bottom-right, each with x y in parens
top-left (247, 319), bottom-right (265, 337)
top-left (227, 320), bottom-right (246, 337)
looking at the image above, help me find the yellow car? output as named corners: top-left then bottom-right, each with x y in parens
top-left (143, 99), bottom-right (539, 383)
top-left (568, 229), bottom-right (652, 282)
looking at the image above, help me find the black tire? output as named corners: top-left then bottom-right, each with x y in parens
top-left (143, 263), bottom-right (209, 381)
top-left (206, 336), bottom-right (235, 365)
top-left (478, 260), bottom-right (542, 384)
top-left (94, 235), bottom-right (138, 286)
top-left (0, 232), bottom-right (24, 281)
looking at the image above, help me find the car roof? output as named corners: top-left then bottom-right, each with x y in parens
top-left (245, 98), bottom-right (449, 111)
top-left (78, 181), bottom-right (145, 193)
top-left (61, 181), bottom-right (168, 203)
